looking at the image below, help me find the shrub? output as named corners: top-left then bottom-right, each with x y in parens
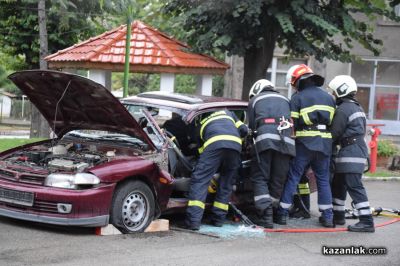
top-left (377, 140), bottom-right (398, 157)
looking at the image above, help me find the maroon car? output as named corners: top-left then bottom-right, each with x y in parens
top-left (0, 70), bottom-right (251, 233)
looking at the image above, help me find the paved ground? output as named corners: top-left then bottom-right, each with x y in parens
top-left (0, 180), bottom-right (399, 266)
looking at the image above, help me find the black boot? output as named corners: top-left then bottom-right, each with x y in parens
top-left (258, 206), bottom-right (274, 228)
top-left (348, 215), bottom-right (375, 233)
top-left (274, 213), bottom-right (287, 225)
top-left (319, 216), bottom-right (335, 228)
top-left (333, 211), bottom-right (346, 225)
top-left (300, 194), bottom-right (310, 211)
top-left (290, 209), bottom-right (311, 219)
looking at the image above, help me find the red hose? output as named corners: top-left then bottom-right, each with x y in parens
top-left (261, 218), bottom-right (400, 233)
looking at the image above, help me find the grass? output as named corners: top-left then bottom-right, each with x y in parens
top-left (0, 138), bottom-right (46, 152)
top-left (364, 168), bottom-right (400, 177)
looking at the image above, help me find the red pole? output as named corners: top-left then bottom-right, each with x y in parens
top-left (368, 125), bottom-right (383, 173)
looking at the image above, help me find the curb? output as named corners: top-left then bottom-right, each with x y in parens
top-left (362, 176), bottom-right (400, 181)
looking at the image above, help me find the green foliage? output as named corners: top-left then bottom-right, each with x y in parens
top-left (0, 138), bottom-right (45, 152)
top-left (0, 0), bottom-right (105, 69)
top-left (164, 0), bottom-right (400, 62)
top-left (378, 140), bottom-right (399, 157)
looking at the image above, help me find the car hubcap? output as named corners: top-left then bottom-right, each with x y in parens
top-left (122, 192), bottom-right (148, 230)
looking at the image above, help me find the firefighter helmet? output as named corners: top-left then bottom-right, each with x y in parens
top-left (249, 79), bottom-right (275, 99)
top-left (328, 75), bottom-right (357, 98)
top-left (285, 64), bottom-right (324, 88)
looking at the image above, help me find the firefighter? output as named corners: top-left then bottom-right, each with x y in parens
top-left (328, 75), bottom-right (374, 232)
top-left (184, 110), bottom-right (248, 230)
top-left (247, 79), bottom-right (295, 228)
top-left (276, 64), bottom-right (336, 227)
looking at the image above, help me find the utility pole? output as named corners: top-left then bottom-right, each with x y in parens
top-left (31, 0), bottom-right (50, 138)
top-left (123, 18), bottom-right (132, 98)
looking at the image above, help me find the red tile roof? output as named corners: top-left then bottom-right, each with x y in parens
top-left (45, 21), bottom-right (229, 75)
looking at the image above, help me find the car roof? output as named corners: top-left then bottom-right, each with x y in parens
top-left (121, 91), bottom-right (248, 122)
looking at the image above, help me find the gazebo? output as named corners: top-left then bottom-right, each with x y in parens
top-left (45, 20), bottom-right (229, 96)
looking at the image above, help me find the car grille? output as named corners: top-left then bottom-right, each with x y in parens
top-left (1, 200), bottom-right (59, 214)
top-left (0, 169), bottom-right (46, 185)
top-left (19, 174), bottom-right (45, 185)
top-left (0, 169), bottom-right (16, 181)
top-left (32, 200), bottom-right (59, 213)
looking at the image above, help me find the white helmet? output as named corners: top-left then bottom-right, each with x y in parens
top-left (249, 79), bottom-right (275, 99)
top-left (328, 75), bottom-right (357, 98)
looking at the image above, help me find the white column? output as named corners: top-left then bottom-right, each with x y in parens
top-left (196, 74), bottom-right (213, 96)
top-left (88, 69), bottom-right (112, 91)
top-left (159, 73), bottom-right (175, 117)
top-left (160, 73), bottom-right (175, 93)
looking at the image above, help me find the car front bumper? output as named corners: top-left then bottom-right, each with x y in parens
top-left (0, 207), bottom-right (109, 227)
top-left (0, 179), bottom-right (115, 227)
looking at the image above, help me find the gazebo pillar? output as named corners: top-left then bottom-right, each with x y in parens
top-left (88, 69), bottom-right (112, 91)
top-left (196, 74), bottom-right (212, 96)
top-left (160, 73), bottom-right (175, 93)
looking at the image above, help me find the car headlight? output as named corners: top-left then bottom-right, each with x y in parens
top-left (44, 173), bottom-right (100, 189)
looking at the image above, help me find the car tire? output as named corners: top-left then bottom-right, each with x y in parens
top-left (110, 180), bottom-right (155, 233)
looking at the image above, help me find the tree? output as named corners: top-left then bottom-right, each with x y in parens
top-left (0, 0), bottom-right (105, 70)
top-left (165, 0), bottom-right (400, 100)
top-left (0, 0), bottom-right (105, 137)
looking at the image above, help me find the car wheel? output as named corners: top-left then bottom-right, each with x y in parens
top-left (110, 180), bottom-right (155, 233)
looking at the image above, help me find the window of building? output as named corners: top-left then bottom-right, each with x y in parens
top-left (267, 58), bottom-right (308, 98)
top-left (351, 59), bottom-right (400, 121)
top-left (380, 3), bottom-right (400, 24)
top-left (395, 4), bottom-right (400, 16)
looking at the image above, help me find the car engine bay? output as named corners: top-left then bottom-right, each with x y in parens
top-left (0, 140), bottom-right (142, 174)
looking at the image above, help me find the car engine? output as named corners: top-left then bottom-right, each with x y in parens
top-left (2, 142), bottom-right (110, 173)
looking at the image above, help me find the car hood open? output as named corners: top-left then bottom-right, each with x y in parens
top-left (9, 70), bottom-right (154, 149)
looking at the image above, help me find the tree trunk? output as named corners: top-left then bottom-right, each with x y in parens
top-left (242, 33), bottom-right (277, 100)
top-left (31, 0), bottom-right (50, 138)
top-left (223, 55), bottom-right (244, 100)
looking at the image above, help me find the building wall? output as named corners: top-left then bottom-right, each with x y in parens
top-left (271, 13), bottom-right (400, 136)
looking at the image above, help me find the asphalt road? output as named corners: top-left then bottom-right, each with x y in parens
top-left (0, 180), bottom-right (399, 266)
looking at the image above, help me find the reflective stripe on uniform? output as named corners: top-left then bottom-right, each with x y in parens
top-left (333, 198), bottom-right (345, 205)
top-left (335, 157), bottom-right (367, 164)
top-left (355, 201), bottom-right (370, 209)
top-left (319, 204), bottom-right (333, 210)
top-left (252, 94), bottom-right (289, 108)
top-left (235, 120), bottom-right (244, 128)
top-left (298, 183), bottom-right (309, 189)
top-left (298, 183), bottom-right (310, 194)
top-left (200, 115), bottom-right (235, 139)
top-left (359, 208), bottom-right (372, 215)
top-left (291, 111), bottom-right (300, 118)
top-left (348, 111), bottom-right (366, 123)
top-left (188, 200), bottom-right (205, 209)
top-left (333, 205), bottom-right (345, 211)
top-left (255, 133), bottom-right (295, 146)
top-left (299, 105), bottom-right (335, 125)
top-left (213, 201), bottom-right (229, 211)
top-left (280, 202), bottom-right (292, 209)
top-left (198, 135), bottom-right (242, 154)
top-left (254, 194), bottom-right (270, 202)
top-left (296, 130), bottom-right (332, 138)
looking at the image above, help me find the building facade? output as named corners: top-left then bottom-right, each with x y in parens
top-left (267, 10), bottom-right (400, 136)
